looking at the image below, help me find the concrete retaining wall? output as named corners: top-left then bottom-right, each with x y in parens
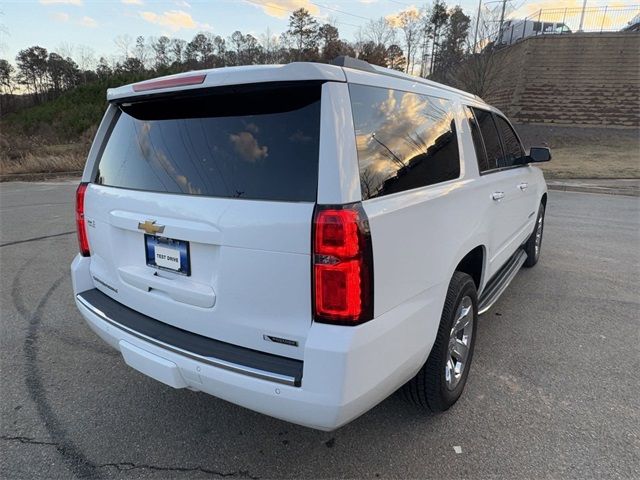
top-left (485, 33), bottom-right (640, 128)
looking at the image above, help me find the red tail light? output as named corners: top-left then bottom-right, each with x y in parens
top-left (313, 204), bottom-right (373, 325)
top-left (76, 182), bottom-right (90, 257)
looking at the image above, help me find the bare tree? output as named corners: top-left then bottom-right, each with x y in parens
top-left (418, 8), bottom-right (432, 78)
top-left (259, 27), bottom-right (279, 63)
top-left (114, 34), bottom-right (133, 61)
top-left (394, 8), bottom-right (424, 74)
top-left (76, 45), bottom-right (96, 71)
top-left (363, 17), bottom-right (396, 47)
top-left (229, 30), bottom-right (244, 65)
top-left (151, 36), bottom-right (171, 69)
top-left (56, 42), bottom-right (74, 59)
top-left (133, 36), bottom-right (150, 68)
top-left (170, 38), bottom-right (187, 64)
top-left (448, 8), bottom-right (506, 98)
top-left (185, 33), bottom-right (214, 67)
top-left (242, 34), bottom-right (261, 65)
top-left (75, 44), bottom-right (96, 85)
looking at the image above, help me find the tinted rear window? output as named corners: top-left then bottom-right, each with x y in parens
top-left (349, 84), bottom-right (460, 200)
top-left (95, 83), bottom-right (322, 202)
top-left (494, 115), bottom-right (527, 168)
top-left (465, 107), bottom-right (490, 173)
top-left (471, 108), bottom-right (502, 171)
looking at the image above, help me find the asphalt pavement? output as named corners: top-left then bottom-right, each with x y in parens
top-left (1, 181), bottom-right (639, 479)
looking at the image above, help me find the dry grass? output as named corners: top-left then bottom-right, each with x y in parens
top-left (0, 144), bottom-right (88, 175)
top-left (0, 129), bottom-right (91, 176)
top-left (515, 124), bottom-right (640, 179)
top-left (539, 145), bottom-right (640, 179)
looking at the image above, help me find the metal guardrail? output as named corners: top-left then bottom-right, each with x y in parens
top-left (497, 6), bottom-right (640, 46)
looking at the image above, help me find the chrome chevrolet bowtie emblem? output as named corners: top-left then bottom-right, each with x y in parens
top-left (137, 220), bottom-right (165, 235)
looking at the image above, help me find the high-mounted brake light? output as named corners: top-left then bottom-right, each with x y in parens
top-left (76, 182), bottom-right (90, 257)
top-left (132, 74), bottom-right (207, 92)
top-left (313, 204), bottom-right (373, 325)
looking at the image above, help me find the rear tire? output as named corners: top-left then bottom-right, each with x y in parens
top-left (523, 203), bottom-right (545, 268)
top-left (402, 272), bottom-right (478, 412)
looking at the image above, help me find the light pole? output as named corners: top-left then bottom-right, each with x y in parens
top-left (498, 0), bottom-right (508, 44)
top-left (472, 0), bottom-right (510, 52)
top-left (578, 0), bottom-right (588, 31)
top-left (473, 0), bottom-right (483, 53)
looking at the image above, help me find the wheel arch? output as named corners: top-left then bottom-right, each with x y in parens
top-left (454, 245), bottom-right (485, 292)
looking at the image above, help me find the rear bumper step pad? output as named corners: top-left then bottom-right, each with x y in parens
top-left (77, 289), bottom-right (303, 386)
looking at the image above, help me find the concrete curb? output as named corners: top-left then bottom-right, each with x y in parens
top-left (0, 171), bottom-right (82, 182)
top-left (547, 181), bottom-right (639, 197)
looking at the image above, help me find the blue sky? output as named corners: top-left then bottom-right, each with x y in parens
top-left (1, 0), bottom-right (635, 65)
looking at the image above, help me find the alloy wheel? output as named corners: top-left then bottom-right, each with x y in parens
top-left (445, 295), bottom-right (474, 390)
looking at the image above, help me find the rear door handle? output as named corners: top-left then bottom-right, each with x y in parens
top-left (492, 192), bottom-right (505, 201)
top-left (518, 183), bottom-right (529, 191)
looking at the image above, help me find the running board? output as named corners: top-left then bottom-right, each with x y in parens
top-left (478, 249), bottom-right (527, 315)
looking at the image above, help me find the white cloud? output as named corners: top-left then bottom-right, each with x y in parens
top-left (140, 9), bottom-right (210, 31)
top-left (121, 0), bottom-right (144, 4)
top-left (248, 0), bottom-right (319, 19)
top-left (511, 0), bottom-right (581, 17)
top-left (50, 12), bottom-right (70, 22)
top-left (386, 6), bottom-right (421, 28)
top-left (39, 0), bottom-right (82, 5)
top-left (78, 16), bottom-right (98, 27)
top-left (229, 131), bottom-right (269, 162)
top-left (174, 0), bottom-right (191, 8)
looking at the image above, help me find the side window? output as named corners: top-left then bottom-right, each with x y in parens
top-left (471, 107), bottom-right (502, 170)
top-left (349, 84), bottom-right (460, 200)
top-left (465, 107), bottom-right (490, 173)
top-left (494, 115), bottom-right (527, 168)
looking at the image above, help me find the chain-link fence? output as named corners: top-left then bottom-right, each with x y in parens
top-left (497, 6), bottom-right (640, 46)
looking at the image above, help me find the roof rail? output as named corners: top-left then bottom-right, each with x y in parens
top-left (330, 56), bottom-right (482, 102)
top-left (330, 56), bottom-right (377, 73)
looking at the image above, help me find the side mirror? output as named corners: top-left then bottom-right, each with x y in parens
top-left (528, 146), bottom-right (552, 163)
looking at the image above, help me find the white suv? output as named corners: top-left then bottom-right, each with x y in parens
top-left (71, 57), bottom-right (550, 431)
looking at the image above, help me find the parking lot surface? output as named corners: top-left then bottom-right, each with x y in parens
top-left (1, 181), bottom-right (639, 479)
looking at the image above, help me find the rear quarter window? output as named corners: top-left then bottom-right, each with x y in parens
top-left (349, 84), bottom-right (460, 200)
top-left (94, 83), bottom-right (322, 202)
top-left (494, 115), bottom-right (527, 168)
top-left (471, 108), bottom-right (502, 171)
top-left (465, 107), bottom-right (490, 173)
